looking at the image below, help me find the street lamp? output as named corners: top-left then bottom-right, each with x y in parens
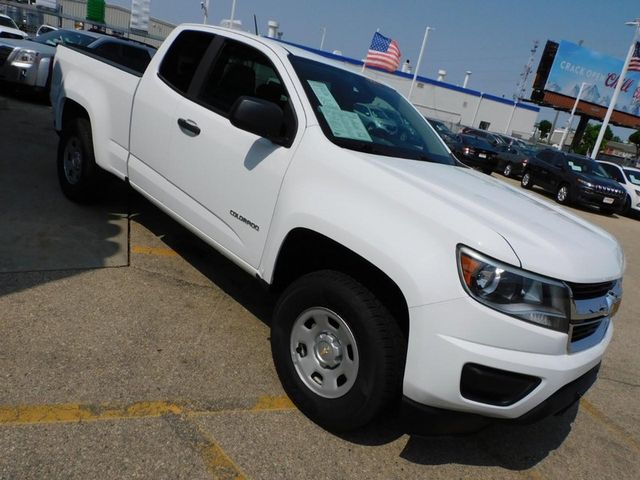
top-left (408, 26), bottom-right (433, 101)
top-left (558, 82), bottom-right (589, 151)
top-left (201, 0), bottom-right (210, 24)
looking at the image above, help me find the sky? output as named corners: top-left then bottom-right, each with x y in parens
top-left (108, 0), bottom-right (640, 138)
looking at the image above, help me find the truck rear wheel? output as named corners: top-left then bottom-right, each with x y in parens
top-left (271, 270), bottom-right (405, 432)
top-left (57, 117), bottom-right (103, 203)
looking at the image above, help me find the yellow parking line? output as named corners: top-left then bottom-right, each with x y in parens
top-left (251, 395), bottom-right (295, 411)
top-left (199, 432), bottom-right (248, 480)
top-left (131, 245), bottom-right (178, 257)
top-left (0, 401), bottom-right (183, 426)
top-left (580, 398), bottom-right (640, 452)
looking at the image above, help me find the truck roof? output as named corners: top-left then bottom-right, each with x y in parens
top-left (179, 24), bottom-right (359, 74)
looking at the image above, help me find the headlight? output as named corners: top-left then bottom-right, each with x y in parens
top-left (11, 49), bottom-right (37, 67)
top-left (577, 178), bottom-right (594, 188)
top-left (457, 246), bottom-right (571, 332)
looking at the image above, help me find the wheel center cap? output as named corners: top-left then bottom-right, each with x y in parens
top-left (314, 333), bottom-right (342, 368)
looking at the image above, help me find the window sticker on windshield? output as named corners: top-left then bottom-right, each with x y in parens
top-left (307, 80), bottom-right (341, 109)
top-left (568, 161), bottom-right (583, 172)
top-left (319, 106), bottom-right (372, 142)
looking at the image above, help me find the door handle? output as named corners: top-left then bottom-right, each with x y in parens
top-left (177, 118), bottom-right (201, 136)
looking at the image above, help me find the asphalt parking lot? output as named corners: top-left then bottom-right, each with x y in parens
top-left (0, 90), bottom-right (639, 480)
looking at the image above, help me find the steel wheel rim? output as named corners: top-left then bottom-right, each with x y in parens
top-left (63, 136), bottom-right (83, 185)
top-left (504, 164), bottom-right (512, 176)
top-left (558, 186), bottom-right (568, 202)
top-left (290, 307), bottom-right (359, 399)
top-left (522, 172), bottom-right (530, 186)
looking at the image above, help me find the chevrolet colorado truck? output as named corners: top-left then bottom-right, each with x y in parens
top-left (50, 24), bottom-right (624, 434)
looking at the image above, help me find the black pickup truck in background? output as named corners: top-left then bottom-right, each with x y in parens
top-left (521, 149), bottom-right (626, 214)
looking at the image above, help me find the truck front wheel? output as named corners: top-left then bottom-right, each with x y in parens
top-left (57, 117), bottom-right (103, 203)
top-left (271, 270), bottom-right (405, 432)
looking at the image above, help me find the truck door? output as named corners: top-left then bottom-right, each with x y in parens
top-left (159, 34), bottom-right (303, 268)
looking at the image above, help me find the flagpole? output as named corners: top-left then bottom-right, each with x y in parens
top-left (558, 82), bottom-right (589, 150)
top-left (408, 26), bottom-right (433, 101)
top-left (590, 19), bottom-right (640, 159)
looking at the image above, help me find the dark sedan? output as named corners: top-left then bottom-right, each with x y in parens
top-left (450, 134), bottom-right (499, 174)
top-left (521, 149), bottom-right (626, 214)
top-left (494, 144), bottom-right (538, 178)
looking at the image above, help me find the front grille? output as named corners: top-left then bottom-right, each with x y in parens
top-left (571, 318), bottom-right (604, 342)
top-left (0, 45), bottom-right (13, 66)
top-left (567, 281), bottom-right (614, 300)
top-left (593, 184), bottom-right (624, 197)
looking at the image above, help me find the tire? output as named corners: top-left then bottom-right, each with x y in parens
top-left (57, 117), bottom-right (103, 203)
top-left (271, 270), bottom-right (405, 432)
top-left (556, 183), bottom-right (570, 205)
top-left (521, 170), bottom-right (533, 189)
top-left (503, 163), bottom-right (513, 177)
top-left (482, 167), bottom-right (493, 175)
top-left (622, 195), bottom-right (631, 216)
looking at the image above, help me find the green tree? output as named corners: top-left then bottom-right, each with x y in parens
top-left (538, 120), bottom-right (552, 140)
top-left (574, 123), bottom-right (613, 156)
top-left (629, 130), bottom-right (640, 157)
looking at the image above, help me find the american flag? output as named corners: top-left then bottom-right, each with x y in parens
top-left (629, 41), bottom-right (640, 72)
top-left (364, 32), bottom-right (401, 72)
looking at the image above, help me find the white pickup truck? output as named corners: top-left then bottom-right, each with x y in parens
top-left (50, 24), bottom-right (624, 434)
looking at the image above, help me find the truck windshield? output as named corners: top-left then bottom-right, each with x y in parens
top-left (32, 30), bottom-right (95, 48)
top-left (289, 54), bottom-right (454, 165)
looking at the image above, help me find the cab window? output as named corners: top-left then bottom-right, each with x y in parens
top-left (196, 39), bottom-right (296, 143)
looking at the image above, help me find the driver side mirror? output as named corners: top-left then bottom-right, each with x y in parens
top-left (229, 96), bottom-right (284, 144)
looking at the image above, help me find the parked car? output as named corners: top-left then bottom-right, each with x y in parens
top-left (36, 24), bottom-right (58, 37)
top-left (450, 134), bottom-right (499, 174)
top-left (50, 24), bottom-right (624, 435)
top-left (0, 29), bottom-right (155, 90)
top-left (0, 13), bottom-right (27, 40)
top-left (425, 117), bottom-right (461, 149)
top-left (494, 143), bottom-right (538, 178)
top-left (460, 126), bottom-right (506, 146)
top-left (597, 160), bottom-right (640, 215)
top-left (521, 149), bottom-right (626, 213)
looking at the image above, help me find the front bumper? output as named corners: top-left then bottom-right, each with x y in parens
top-left (402, 296), bottom-right (612, 423)
top-left (575, 186), bottom-right (625, 210)
top-left (399, 363), bottom-right (600, 435)
top-left (0, 55), bottom-right (50, 88)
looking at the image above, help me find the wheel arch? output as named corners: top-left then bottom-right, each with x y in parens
top-left (269, 227), bottom-right (410, 337)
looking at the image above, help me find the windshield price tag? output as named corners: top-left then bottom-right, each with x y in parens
top-left (308, 81), bottom-right (341, 109)
top-left (319, 106), bottom-right (372, 142)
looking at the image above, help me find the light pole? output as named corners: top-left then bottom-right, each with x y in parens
top-left (558, 82), bottom-right (589, 150)
top-left (229, 0), bottom-right (237, 29)
top-left (408, 26), bottom-right (433, 101)
top-left (591, 19), bottom-right (640, 159)
top-left (320, 27), bottom-right (326, 50)
top-left (201, 0), bottom-right (209, 24)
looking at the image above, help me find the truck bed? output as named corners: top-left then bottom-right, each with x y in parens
top-left (50, 45), bottom-right (143, 180)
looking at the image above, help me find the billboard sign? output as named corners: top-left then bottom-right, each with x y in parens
top-left (35, 0), bottom-right (58, 10)
top-left (544, 40), bottom-right (640, 117)
top-left (130, 0), bottom-right (151, 32)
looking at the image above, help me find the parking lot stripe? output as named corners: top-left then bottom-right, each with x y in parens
top-left (131, 245), bottom-right (178, 257)
top-left (251, 395), bottom-right (295, 411)
top-left (580, 398), bottom-right (640, 452)
top-left (0, 401), bottom-right (183, 426)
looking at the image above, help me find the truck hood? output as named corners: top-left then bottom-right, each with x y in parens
top-left (371, 156), bottom-right (624, 283)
